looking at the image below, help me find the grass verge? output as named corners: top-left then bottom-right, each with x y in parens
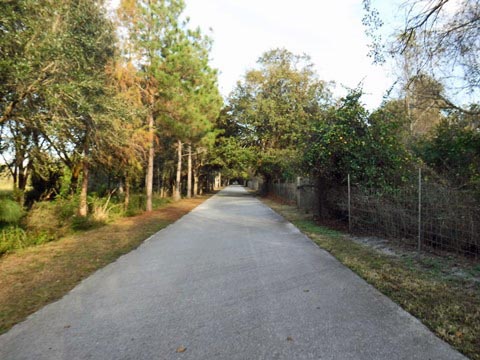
top-left (0, 195), bottom-right (210, 335)
top-left (262, 197), bottom-right (480, 360)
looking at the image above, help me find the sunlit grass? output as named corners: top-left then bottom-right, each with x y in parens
top-left (0, 178), bottom-right (13, 197)
top-left (263, 198), bottom-right (480, 360)
top-left (0, 195), bottom-right (210, 335)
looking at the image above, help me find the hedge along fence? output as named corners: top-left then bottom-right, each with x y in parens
top-left (265, 177), bottom-right (319, 214)
top-left (255, 169), bottom-right (480, 259)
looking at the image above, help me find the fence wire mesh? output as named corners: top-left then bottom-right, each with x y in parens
top-left (348, 170), bottom-right (479, 259)
top-left (262, 169), bottom-right (480, 260)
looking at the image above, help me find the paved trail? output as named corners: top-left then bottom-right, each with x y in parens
top-left (0, 186), bottom-right (466, 359)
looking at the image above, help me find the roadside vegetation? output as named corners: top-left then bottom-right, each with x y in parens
top-left (0, 195), bottom-right (209, 335)
top-left (1, 0), bottom-right (222, 256)
top-left (0, 172), bottom-right (172, 256)
top-left (264, 197), bottom-right (480, 360)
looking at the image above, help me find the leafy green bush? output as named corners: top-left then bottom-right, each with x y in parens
top-left (0, 199), bottom-right (24, 225)
top-left (124, 193), bottom-right (146, 216)
top-left (413, 119), bottom-right (480, 189)
top-left (303, 90), bottom-right (413, 188)
top-left (0, 226), bottom-right (55, 255)
top-left (0, 226), bottom-right (27, 254)
top-left (1, 192), bottom-right (171, 255)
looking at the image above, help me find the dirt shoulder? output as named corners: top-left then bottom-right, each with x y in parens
top-left (262, 196), bottom-right (480, 360)
top-left (0, 195), bottom-right (210, 335)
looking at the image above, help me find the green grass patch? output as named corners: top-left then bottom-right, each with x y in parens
top-left (294, 220), bottom-right (343, 238)
top-left (0, 199), bottom-right (23, 224)
top-left (263, 198), bottom-right (480, 360)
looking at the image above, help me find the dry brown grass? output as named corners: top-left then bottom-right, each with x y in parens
top-left (263, 197), bottom-right (480, 360)
top-left (0, 195), bottom-right (210, 334)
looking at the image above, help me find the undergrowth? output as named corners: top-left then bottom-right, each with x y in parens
top-left (0, 192), bottom-right (172, 256)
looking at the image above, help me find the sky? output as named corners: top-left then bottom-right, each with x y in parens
top-left (183, 0), bottom-right (404, 109)
top-left (109, 0), bottom-right (405, 109)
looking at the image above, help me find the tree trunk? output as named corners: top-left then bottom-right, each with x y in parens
top-left (174, 139), bottom-right (182, 201)
top-left (187, 144), bottom-right (192, 198)
top-left (70, 163), bottom-right (82, 195)
top-left (13, 165), bottom-right (18, 189)
top-left (18, 168), bottom-right (27, 192)
top-left (199, 176), bottom-right (204, 195)
top-left (12, 151), bottom-right (28, 205)
top-left (193, 168), bottom-right (198, 197)
top-left (145, 112), bottom-right (154, 212)
top-left (79, 157), bottom-right (89, 217)
top-left (160, 172), bottom-right (165, 198)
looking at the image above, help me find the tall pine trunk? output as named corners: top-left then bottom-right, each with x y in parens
top-left (145, 113), bottom-right (154, 212)
top-left (174, 140), bottom-right (182, 201)
top-left (79, 153), bottom-right (89, 217)
top-left (187, 144), bottom-right (192, 198)
top-left (193, 167), bottom-right (198, 197)
top-left (159, 171), bottom-right (165, 198)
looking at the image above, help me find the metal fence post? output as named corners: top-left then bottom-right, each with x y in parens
top-left (418, 167), bottom-right (422, 252)
top-left (348, 174), bottom-right (351, 233)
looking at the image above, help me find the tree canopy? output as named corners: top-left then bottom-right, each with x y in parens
top-left (363, 0), bottom-right (480, 114)
top-left (224, 48), bottom-right (331, 180)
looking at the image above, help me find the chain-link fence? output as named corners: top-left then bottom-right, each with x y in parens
top-left (347, 170), bottom-right (480, 258)
top-left (257, 169), bottom-right (480, 259)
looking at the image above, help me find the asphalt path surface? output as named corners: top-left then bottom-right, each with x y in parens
top-left (0, 186), bottom-right (467, 359)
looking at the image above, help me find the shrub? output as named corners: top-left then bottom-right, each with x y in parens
top-left (303, 90), bottom-right (413, 188)
top-left (152, 194), bottom-right (170, 210)
top-left (0, 226), bottom-right (27, 254)
top-left (124, 193), bottom-right (146, 216)
top-left (89, 194), bottom-right (122, 222)
top-left (0, 226), bottom-right (55, 255)
top-left (123, 193), bottom-right (170, 216)
top-left (0, 199), bottom-right (24, 225)
top-left (25, 198), bottom-right (77, 239)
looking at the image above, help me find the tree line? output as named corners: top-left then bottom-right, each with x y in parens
top-left (218, 0), bottom-right (479, 215)
top-left (0, 0), bottom-right (222, 218)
